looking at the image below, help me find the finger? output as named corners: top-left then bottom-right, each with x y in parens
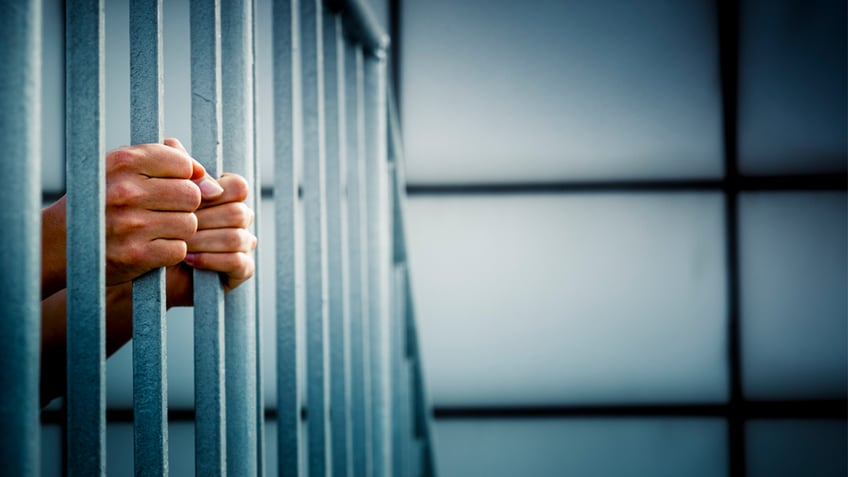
top-left (163, 137), bottom-right (189, 155)
top-left (109, 210), bottom-right (198, 242)
top-left (144, 238), bottom-right (189, 268)
top-left (107, 238), bottom-right (187, 283)
top-left (108, 177), bottom-right (202, 212)
top-left (193, 174), bottom-right (225, 201)
top-left (195, 202), bottom-right (254, 230)
top-left (186, 228), bottom-right (256, 254)
top-left (198, 173), bottom-right (249, 208)
top-left (161, 139), bottom-right (223, 200)
top-left (183, 251), bottom-right (254, 281)
top-left (111, 144), bottom-right (199, 179)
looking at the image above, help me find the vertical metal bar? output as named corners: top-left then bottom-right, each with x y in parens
top-left (301, 0), bottom-right (330, 474)
top-left (0, 1), bottom-right (40, 475)
top-left (66, 0), bottom-right (106, 475)
top-left (221, 0), bottom-right (258, 475)
top-left (129, 0), bottom-right (168, 474)
top-left (345, 41), bottom-right (370, 477)
top-left (191, 0), bottom-right (226, 474)
top-left (390, 265), bottom-right (408, 477)
top-left (324, 11), bottom-right (350, 477)
top-left (274, 0), bottom-right (300, 474)
top-left (252, 0), bottom-right (266, 473)
top-left (363, 52), bottom-right (389, 477)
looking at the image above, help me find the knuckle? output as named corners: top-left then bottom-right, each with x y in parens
top-left (167, 241), bottom-right (188, 265)
top-left (107, 180), bottom-right (143, 207)
top-left (236, 203), bottom-right (253, 228)
top-left (227, 174), bottom-right (250, 201)
top-left (109, 211), bottom-right (146, 237)
top-left (226, 230), bottom-right (244, 251)
top-left (182, 180), bottom-right (202, 210)
top-left (108, 147), bottom-right (139, 172)
top-left (186, 212), bottom-right (199, 235)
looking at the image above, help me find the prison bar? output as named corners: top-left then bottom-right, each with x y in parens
top-left (65, 0), bottom-right (106, 475)
top-left (364, 51), bottom-right (391, 477)
top-left (345, 39), bottom-right (371, 477)
top-left (3, 0), bottom-right (439, 475)
top-left (273, 0), bottom-right (301, 474)
top-left (0, 0), bottom-right (41, 475)
top-left (302, 0), bottom-right (332, 474)
top-left (222, 0), bottom-right (259, 475)
top-left (129, 0), bottom-right (169, 474)
top-left (323, 9), bottom-right (352, 477)
top-left (191, 0), bottom-right (227, 475)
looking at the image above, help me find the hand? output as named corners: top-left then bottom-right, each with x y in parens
top-left (104, 138), bottom-right (224, 285)
top-left (162, 141), bottom-right (257, 307)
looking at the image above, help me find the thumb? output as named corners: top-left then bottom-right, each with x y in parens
top-left (193, 166), bottom-right (224, 201)
top-left (162, 139), bottom-right (224, 200)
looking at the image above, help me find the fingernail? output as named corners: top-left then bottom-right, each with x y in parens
top-left (184, 252), bottom-right (196, 265)
top-left (198, 176), bottom-right (224, 197)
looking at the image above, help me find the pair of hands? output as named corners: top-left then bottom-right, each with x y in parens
top-left (106, 138), bottom-right (257, 305)
top-left (39, 138), bottom-right (256, 405)
top-left (41, 138), bottom-right (256, 306)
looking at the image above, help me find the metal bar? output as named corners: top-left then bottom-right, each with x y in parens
top-left (66, 0), bottom-right (106, 475)
top-left (251, 0), bottom-right (266, 474)
top-left (273, 0), bottom-right (300, 474)
top-left (301, 0), bottom-right (331, 473)
top-left (345, 42), bottom-right (370, 477)
top-left (0, 0), bottom-right (41, 475)
top-left (363, 52), bottom-right (390, 477)
top-left (191, 0), bottom-right (227, 474)
top-left (129, 0), bottom-right (168, 474)
top-left (221, 0), bottom-right (258, 474)
top-left (323, 10), bottom-right (350, 477)
top-left (390, 265), bottom-right (408, 477)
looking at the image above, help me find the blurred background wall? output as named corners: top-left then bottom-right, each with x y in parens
top-left (40, 0), bottom-right (846, 475)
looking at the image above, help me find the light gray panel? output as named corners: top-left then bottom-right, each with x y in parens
top-left (256, 0), bottom-right (304, 188)
top-left (106, 422), bottom-right (196, 476)
top-left (740, 192), bottom-right (848, 399)
top-left (42, 0), bottom-right (65, 192)
top-left (40, 424), bottom-right (63, 477)
top-left (401, 0), bottom-right (722, 183)
top-left (104, 0), bottom-right (130, 149)
top-left (406, 193), bottom-right (728, 405)
top-left (747, 420), bottom-right (847, 477)
top-left (255, 196), bottom-right (307, 410)
top-left (433, 418), bottom-right (727, 477)
top-left (105, 0), bottom-right (202, 152)
top-left (162, 0), bottom-right (192, 149)
top-left (738, 0), bottom-right (847, 175)
top-left (107, 307), bottom-right (196, 409)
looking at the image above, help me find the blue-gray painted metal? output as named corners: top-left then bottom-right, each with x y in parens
top-left (66, 0), bottom-right (106, 475)
top-left (390, 265), bottom-right (408, 477)
top-left (323, 11), bottom-right (351, 477)
top-left (363, 53), bottom-right (390, 477)
top-left (301, 0), bottom-right (331, 474)
top-left (345, 42), bottom-right (370, 477)
top-left (0, 1), bottom-right (40, 475)
top-left (251, 0), bottom-right (266, 474)
top-left (191, 0), bottom-right (227, 474)
top-left (273, 0), bottom-right (300, 474)
top-left (221, 0), bottom-right (259, 474)
top-left (129, 0), bottom-right (168, 474)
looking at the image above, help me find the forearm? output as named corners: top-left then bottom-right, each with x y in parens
top-left (41, 196), bottom-right (68, 299)
top-left (40, 282), bottom-right (133, 406)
